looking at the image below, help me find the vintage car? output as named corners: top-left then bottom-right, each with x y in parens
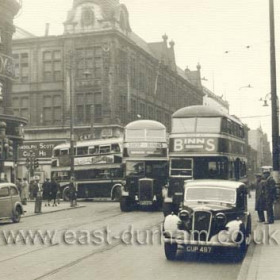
top-left (163, 179), bottom-right (251, 261)
top-left (0, 182), bottom-right (24, 223)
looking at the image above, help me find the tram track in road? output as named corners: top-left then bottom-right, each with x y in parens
top-left (0, 203), bottom-right (163, 279)
top-left (32, 221), bottom-right (162, 280)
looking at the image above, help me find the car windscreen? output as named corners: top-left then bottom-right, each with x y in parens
top-left (185, 186), bottom-right (236, 204)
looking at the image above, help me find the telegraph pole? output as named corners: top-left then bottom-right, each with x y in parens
top-left (69, 52), bottom-right (75, 178)
top-left (269, 0), bottom-right (280, 219)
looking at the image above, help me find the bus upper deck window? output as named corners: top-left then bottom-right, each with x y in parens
top-left (100, 145), bottom-right (110, 154)
top-left (77, 146), bottom-right (88, 155)
top-left (61, 149), bottom-right (69, 156)
top-left (89, 146), bottom-right (99, 154)
top-left (111, 144), bottom-right (120, 153)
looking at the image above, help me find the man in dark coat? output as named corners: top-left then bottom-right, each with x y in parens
top-left (42, 178), bottom-right (51, 206)
top-left (69, 176), bottom-right (77, 207)
top-left (255, 173), bottom-right (265, 222)
top-left (50, 177), bottom-right (59, 206)
top-left (262, 170), bottom-right (277, 224)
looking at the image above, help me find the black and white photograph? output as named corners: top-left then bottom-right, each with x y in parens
top-left (1, 0), bottom-right (280, 279)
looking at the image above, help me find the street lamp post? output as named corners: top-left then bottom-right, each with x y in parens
top-left (66, 51), bottom-right (75, 179)
top-left (269, 0), bottom-right (280, 219)
top-left (0, 121), bottom-right (7, 180)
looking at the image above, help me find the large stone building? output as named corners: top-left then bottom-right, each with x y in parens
top-left (248, 127), bottom-right (272, 168)
top-left (12, 0), bottom-right (205, 178)
top-left (0, 0), bottom-right (27, 182)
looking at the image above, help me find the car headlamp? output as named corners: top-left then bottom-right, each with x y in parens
top-left (215, 212), bottom-right (227, 227)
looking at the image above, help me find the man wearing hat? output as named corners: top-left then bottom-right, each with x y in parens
top-left (255, 173), bottom-right (265, 222)
top-left (262, 170), bottom-right (277, 224)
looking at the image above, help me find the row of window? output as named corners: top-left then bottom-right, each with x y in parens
top-left (13, 47), bottom-right (103, 83)
top-left (172, 117), bottom-right (245, 139)
top-left (54, 143), bottom-right (121, 157)
top-left (117, 49), bottom-right (196, 107)
top-left (12, 91), bottom-right (104, 126)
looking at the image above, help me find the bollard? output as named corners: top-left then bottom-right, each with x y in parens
top-left (34, 195), bottom-right (42, 214)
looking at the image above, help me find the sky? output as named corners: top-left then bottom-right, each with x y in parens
top-left (14, 0), bottom-right (280, 146)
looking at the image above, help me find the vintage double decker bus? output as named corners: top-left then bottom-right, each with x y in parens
top-left (50, 138), bottom-right (124, 200)
top-left (163, 105), bottom-right (247, 215)
top-left (120, 120), bottom-right (169, 211)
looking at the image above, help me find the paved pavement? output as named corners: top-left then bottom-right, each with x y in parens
top-left (238, 196), bottom-right (280, 280)
top-left (22, 200), bottom-right (85, 217)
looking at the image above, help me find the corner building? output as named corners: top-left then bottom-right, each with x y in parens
top-left (12, 0), bottom-right (204, 178)
top-left (0, 0), bottom-right (27, 182)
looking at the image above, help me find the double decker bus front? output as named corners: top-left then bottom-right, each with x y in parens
top-left (120, 120), bottom-right (168, 210)
top-left (163, 106), bottom-right (247, 215)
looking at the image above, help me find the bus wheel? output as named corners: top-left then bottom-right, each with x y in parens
top-left (63, 187), bottom-right (70, 201)
top-left (120, 197), bottom-right (131, 212)
top-left (113, 186), bottom-right (122, 202)
top-left (163, 202), bottom-right (173, 217)
top-left (153, 197), bottom-right (163, 211)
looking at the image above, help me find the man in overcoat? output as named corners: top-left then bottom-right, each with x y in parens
top-left (262, 170), bottom-right (277, 224)
top-left (255, 173), bottom-right (265, 222)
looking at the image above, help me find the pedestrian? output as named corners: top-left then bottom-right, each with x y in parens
top-left (262, 170), bottom-right (277, 224)
top-left (21, 178), bottom-right (29, 205)
top-left (16, 178), bottom-right (23, 198)
top-left (50, 177), bottom-right (59, 206)
top-left (55, 178), bottom-right (61, 205)
top-left (33, 176), bottom-right (42, 213)
top-left (29, 178), bottom-right (35, 200)
top-left (68, 176), bottom-right (77, 207)
top-left (42, 178), bottom-right (51, 206)
top-left (255, 173), bottom-right (265, 222)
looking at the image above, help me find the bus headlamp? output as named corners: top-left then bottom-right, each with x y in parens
top-left (179, 210), bottom-right (190, 221)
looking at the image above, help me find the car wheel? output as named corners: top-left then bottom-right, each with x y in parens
top-left (235, 224), bottom-right (247, 261)
top-left (120, 197), bottom-right (132, 212)
top-left (164, 242), bottom-right (177, 261)
top-left (12, 207), bottom-right (21, 223)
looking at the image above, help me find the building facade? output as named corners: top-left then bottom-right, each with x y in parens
top-left (12, 0), bottom-right (205, 178)
top-left (0, 0), bottom-right (27, 182)
top-left (248, 127), bottom-right (272, 168)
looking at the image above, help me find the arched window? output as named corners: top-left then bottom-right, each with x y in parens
top-left (81, 7), bottom-right (94, 27)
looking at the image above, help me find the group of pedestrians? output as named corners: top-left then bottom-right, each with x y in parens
top-left (42, 177), bottom-right (60, 207)
top-left (15, 176), bottom-right (61, 207)
top-left (255, 169), bottom-right (277, 224)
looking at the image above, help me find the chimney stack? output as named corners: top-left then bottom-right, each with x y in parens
top-left (45, 23), bottom-right (50, 36)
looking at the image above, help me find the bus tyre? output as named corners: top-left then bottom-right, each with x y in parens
top-left (113, 186), bottom-right (122, 202)
top-left (163, 202), bottom-right (173, 217)
top-left (153, 197), bottom-right (163, 211)
top-left (63, 187), bottom-right (70, 201)
top-left (164, 242), bottom-right (177, 261)
top-left (120, 197), bottom-right (131, 212)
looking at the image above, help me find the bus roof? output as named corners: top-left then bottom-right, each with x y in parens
top-left (53, 137), bottom-right (123, 150)
top-left (125, 120), bottom-right (166, 130)
top-left (172, 105), bottom-right (243, 126)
